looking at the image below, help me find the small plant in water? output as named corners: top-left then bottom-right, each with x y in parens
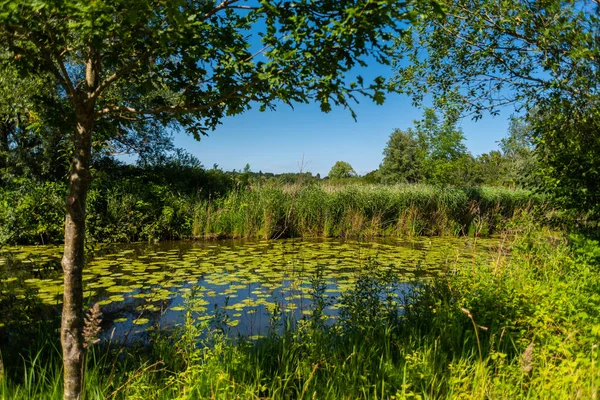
top-left (176, 286), bottom-right (209, 365)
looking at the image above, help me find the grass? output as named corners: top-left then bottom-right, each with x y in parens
top-left (2, 219), bottom-right (599, 399)
top-left (193, 183), bottom-right (542, 240)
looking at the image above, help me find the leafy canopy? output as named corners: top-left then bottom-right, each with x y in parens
top-left (1, 0), bottom-right (412, 138)
top-left (393, 0), bottom-right (600, 118)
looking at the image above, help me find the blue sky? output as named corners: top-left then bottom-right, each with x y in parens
top-left (165, 8), bottom-right (520, 177)
top-left (172, 91), bottom-right (513, 177)
top-left (171, 43), bottom-right (515, 177)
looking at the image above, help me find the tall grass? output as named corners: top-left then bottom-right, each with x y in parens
top-left (193, 184), bottom-right (541, 239)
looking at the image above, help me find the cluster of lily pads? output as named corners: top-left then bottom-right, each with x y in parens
top-left (0, 237), bottom-right (502, 337)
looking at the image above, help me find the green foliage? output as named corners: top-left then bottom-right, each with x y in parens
top-left (379, 128), bottom-right (424, 183)
top-left (533, 101), bottom-right (600, 218)
top-left (361, 169), bottom-right (381, 184)
top-left (0, 62), bottom-right (70, 183)
top-left (327, 161), bottom-right (357, 180)
top-left (0, 179), bottom-right (65, 244)
top-left (392, 0), bottom-right (599, 219)
top-left (380, 108), bottom-right (476, 186)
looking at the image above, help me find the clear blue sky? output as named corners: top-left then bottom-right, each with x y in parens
top-left (171, 66), bottom-right (514, 177)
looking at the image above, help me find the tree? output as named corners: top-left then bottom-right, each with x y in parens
top-left (328, 161), bottom-right (357, 179)
top-left (413, 108), bottom-right (469, 185)
top-left (415, 109), bottom-right (466, 161)
top-left (380, 108), bottom-right (469, 186)
top-left (379, 128), bottom-right (424, 183)
top-left (499, 117), bottom-right (537, 189)
top-left (392, 0), bottom-right (600, 209)
top-left (473, 150), bottom-right (506, 187)
top-left (0, 1), bottom-right (413, 398)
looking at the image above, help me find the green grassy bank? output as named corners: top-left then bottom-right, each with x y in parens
top-left (2, 224), bottom-right (598, 399)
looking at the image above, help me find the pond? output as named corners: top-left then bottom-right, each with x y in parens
top-left (0, 236), bottom-right (505, 340)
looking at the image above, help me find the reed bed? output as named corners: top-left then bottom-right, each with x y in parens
top-left (192, 184), bottom-right (541, 239)
top-left (0, 181), bottom-right (542, 245)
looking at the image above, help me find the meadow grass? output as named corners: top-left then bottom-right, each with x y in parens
top-left (2, 220), bottom-right (599, 399)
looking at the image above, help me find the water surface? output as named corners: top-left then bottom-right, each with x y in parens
top-left (0, 237), bottom-right (504, 339)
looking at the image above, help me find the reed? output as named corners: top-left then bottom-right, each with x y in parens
top-left (192, 184), bottom-right (542, 240)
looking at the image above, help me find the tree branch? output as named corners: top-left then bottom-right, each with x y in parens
top-left (92, 48), bottom-right (155, 100)
top-left (97, 81), bottom-right (257, 117)
top-left (203, 0), bottom-right (241, 20)
top-left (3, 24), bottom-right (75, 99)
top-left (44, 23), bottom-right (77, 99)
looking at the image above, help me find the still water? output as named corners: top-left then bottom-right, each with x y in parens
top-left (0, 236), bottom-right (504, 340)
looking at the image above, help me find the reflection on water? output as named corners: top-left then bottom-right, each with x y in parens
top-left (0, 236), bottom-right (504, 340)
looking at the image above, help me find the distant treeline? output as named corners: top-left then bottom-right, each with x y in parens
top-left (328, 110), bottom-right (538, 189)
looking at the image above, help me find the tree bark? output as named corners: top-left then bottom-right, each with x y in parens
top-left (61, 103), bottom-right (94, 400)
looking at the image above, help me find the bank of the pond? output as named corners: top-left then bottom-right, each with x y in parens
top-left (1, 228), bottom-right (599, 399)
top-left (0, 183), bottom-right (544, 245)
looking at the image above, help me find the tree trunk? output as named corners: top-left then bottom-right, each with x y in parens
top-left (61, 105), bottom-right (94, 400)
